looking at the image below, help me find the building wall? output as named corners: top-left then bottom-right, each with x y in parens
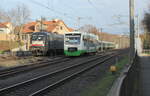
top-left (52, 22), bottom-right (70, 34)
top-left (0, 33), bottom-right (16, 41)
top-left (0, 23), bottom-right (14, 34)
top-left (21, 34), bottom-right (31, 50)
top-left (0, 28), bottom-right (10, 34)
top-left (6, 23), bottom-right (14, 33)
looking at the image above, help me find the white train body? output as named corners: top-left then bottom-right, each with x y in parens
top-left (64, 31), bottom-right (99, 56)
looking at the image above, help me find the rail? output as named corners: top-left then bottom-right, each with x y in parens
top-left (108, 51), bottom-right (140, 96)
top-left (0, 52), bottom-right (116, 95)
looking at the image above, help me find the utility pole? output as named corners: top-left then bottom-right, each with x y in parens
top-left (100, 28), bottom-right (103, 51)
top-left (129, 0), bottom-right (135, 62)
top-left (77, 17), bottom-right (81, 29)
top-left (41, 16), bottom-right (43, 32)
top-left (135, 15), bottom-right (138, 51)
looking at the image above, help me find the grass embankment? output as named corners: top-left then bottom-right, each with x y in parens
top-left (0, 41), bottom-right (24, 52)
top-left (144, 52), bottom-right (150, 55)
top-left (81, 56), bottom-right (129, 96)
top-left (142, 49), bottom-right (150, 55)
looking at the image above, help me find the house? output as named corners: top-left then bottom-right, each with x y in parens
top-left (0, 22), bottom-right (14, 34)
top-left (0, 22), bottom-right (15, 41)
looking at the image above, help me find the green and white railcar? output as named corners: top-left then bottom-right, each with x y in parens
top-left (64, 31), bottom-right (99, 56)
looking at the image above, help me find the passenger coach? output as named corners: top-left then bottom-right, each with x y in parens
top-left (64, 31), bottom-right (99, 56)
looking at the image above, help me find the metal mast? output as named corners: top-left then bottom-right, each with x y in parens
top-left (129, 0), bottom-right (135, 62)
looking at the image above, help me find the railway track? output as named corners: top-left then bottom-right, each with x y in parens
top-left (0, 52), bottom-right (117, 96)
top-left (0, 51), bottom-right (107, 78)
top-left (0, 56), bottom-right (71, 78)
top-left (30, 53), bottom-right (117, 96)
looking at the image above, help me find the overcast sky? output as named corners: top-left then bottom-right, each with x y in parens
top-left (0, 0), bottom-right (149, 34)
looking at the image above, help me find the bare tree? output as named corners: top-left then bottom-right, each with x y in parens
top-left (6, 4), bottom-right (31, 50)
top-left (79, 24), bottom-right (99, 34)
top-left (0, 4), bottom-right (31, 34)
top-left (11, 4), bottom-right (31, 50)
top-left (0, 8), bottom-right (11, 22)
top-left (8, 4), bottom-right (30, 26)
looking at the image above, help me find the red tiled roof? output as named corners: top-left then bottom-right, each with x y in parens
top-left (23, 22), bottom-right (37, 33)
top-left (47, 25), bottom-right (56, 32)
top-left (3, 22), bottom-right (10, 25)
top-left (22, 20), bottom-right (74, 33)
top-left (68, 28), bottom-right (74, 32)
top-left (43, 21), bottom-right (58, 32)
top-left (23, 21), bottom-right (58, 33)
top-left (0, 23), bottom-right (8, 28)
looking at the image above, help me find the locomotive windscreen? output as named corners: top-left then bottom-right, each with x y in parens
top-left (65, 34), bottom-right (81, 44)
top-left (32, 35), bottom-right (45, 41)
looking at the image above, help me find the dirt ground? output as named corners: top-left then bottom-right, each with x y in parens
top-left (0, 55), bottom-right (43, 67)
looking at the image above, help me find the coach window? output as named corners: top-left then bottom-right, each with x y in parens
top-left (83, 36), bottom-right (86, 40)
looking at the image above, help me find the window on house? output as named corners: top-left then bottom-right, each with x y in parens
top-left (60, 26), bottom-right (63, 30)
top-left (0, 30), bottom-right (4, 33)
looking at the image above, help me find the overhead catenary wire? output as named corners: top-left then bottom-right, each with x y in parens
top-left (30, 0), bottom-right (75, 20)
top-left (59, 0), bottom-right (94, 26)
top-left (47, 0), bottom-right (53, 9)
top-left (87, 0), bottom-right (101, 13)
top-left (47, 0), bottom-right (90, 23)
top-left (30, 0), bottom-right (97, 29)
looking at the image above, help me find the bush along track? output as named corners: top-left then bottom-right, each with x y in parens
top-left (81, 55), bottom-right (129, 96)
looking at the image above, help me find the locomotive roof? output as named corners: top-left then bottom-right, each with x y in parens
top-left (32, 32), bottom-right (63, 36)
top-left (65, 31), bottom-right (98, 36)
top-left (31, 32), bottom-right (64, 39)
top-left (65, 31), bottom-right (87, 33)
top-left (32, 32), bottom-right (51, 35)
top-left (65, 31), bottom-right (98, 38)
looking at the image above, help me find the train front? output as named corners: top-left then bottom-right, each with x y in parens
top-left (30, 32), bottom-right (48, 55)
top-left (64, 32), bottom-right (85, 56)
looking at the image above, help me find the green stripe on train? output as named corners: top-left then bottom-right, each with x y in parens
top-left (64, 50), bottom-right (86, 56)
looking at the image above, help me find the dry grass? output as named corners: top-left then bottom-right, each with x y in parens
top-left (81, 56), bottom-right (129, 96)
top-left (0, 41), bottom-right (24, 51)
top-left (0, 55), bottom-right (41, 67)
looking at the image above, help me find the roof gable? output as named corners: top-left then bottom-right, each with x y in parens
top-left (0, 23), bottom-right (8, 28)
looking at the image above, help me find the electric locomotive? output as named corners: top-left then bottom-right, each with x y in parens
top-left (64, 31), bottom-right (99, 56)
top-left (30, 32), bottom-right (64, 56)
